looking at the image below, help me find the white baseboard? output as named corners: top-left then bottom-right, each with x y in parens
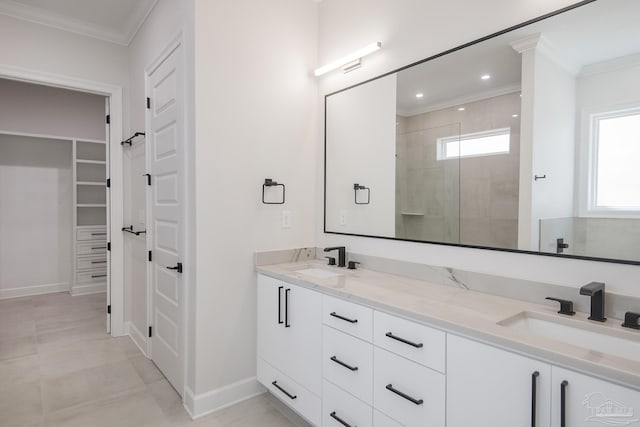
top-left (183, 377), bottom-right (265, 419)
top-left (124, 321), bottom-right (149, 357)
top-left (71, 282), bottom-right (107, 296)
top-left (0, 282), bottom-right (69, 299)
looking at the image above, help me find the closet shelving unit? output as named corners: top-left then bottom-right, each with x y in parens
top-left (72, 138), bottom-right (108, 295)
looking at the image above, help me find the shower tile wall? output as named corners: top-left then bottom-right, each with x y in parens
top-left (396, 92), bottom-right (521, 249)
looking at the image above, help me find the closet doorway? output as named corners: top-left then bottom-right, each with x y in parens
top-left (0, 74), bottom-right (123, 335)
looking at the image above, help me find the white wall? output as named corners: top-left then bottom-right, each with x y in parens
top-left (0, 134), bottom-right (72, 297)
top-left (192, 0), bottom-right (317, 402)
top-left (325, 74), bottom-right (397, 236)
top-left (316, 0), bottom-right (640, 297)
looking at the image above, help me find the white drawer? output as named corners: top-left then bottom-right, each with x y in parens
top-left (76, 227), bottom-right (107, 241)
top-left (76, 241), bottom-right (107, 255)
top-left (323, 326), bottom-right (373, 405)
top-left (76, 270), bottom-right (107, 284)
top-left (373, 410), bottom-right (402, 427)
top-left (258, 358), bottom-right (321, 426)
top-left (323, 295), bottom-right (373, 342)
top-left (76, 256), bottom-right (108, 270)
top-left (373, 311), bottom-right (445, 373)
top-left (322, 380), bottom-right (372, 427)
top-left (373, 347), bottom-right (445, 427)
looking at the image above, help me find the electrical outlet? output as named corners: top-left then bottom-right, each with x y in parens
top-left (282, 210), bottom-right (292, 229)
top-left (339, 210), bottom-right (347, 226)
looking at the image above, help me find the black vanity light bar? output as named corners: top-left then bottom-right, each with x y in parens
top-left (121, 132), bottom-right (146, 146)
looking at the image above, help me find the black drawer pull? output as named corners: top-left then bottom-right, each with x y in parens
top-left (91, 261), bottom-right (107, 264)
top-left (561, 380), bottom-right (568, 427)
top-left (386, 384), bottom-right (423, 405)
top-left (277, 286), bottom-right (284, 325)
top-left (272, 381), bottom-right (297, 400)
top-left (330, 312), bottom-right (358, 324)
top-left (91, 274), bottom-right (107, 278)
top-left (91, 233), bottom-right (107, 236)
top-left (285, 288), bottom-right (291, 328)
top-left (385, 332), bottom-right (423, 348)
top-left (91, 247), bottom-right (107, 250)
top-left (330, 411), bottom-right (355, 427)
top-left (531, 371), bottom-right (539, 427)
top-left (330, 356), bottom-right (358, 372)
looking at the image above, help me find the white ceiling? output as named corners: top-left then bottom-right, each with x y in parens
top-left (0, 0), bottom-right (157, 45)
top-left (397, 0), bottom-right (640, 116)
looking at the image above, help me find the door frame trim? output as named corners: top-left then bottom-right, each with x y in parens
top-left (0, 64), bottom-right (125, 336)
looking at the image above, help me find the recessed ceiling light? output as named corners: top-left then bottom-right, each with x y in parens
top-left (481, 74), bottom-right (491, 80)
top-left (457, 107), bottom-right (465, 111)
top-left (512, 114), bottom-right (519, 118)
top-left (415, 93), bottom-right (424, 98)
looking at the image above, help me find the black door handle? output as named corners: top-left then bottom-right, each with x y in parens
top-left (277, 286), bottom-right (284, 325)
top-left (330, 356), bottom-right (358, 372)
top-left (561, 380), bottom-right (568, 427)
top-left (385, 384), bottom-right (423, 405)
top-left (330, 312), bottom-right (358, 324)
top-left (330, 411), bottom-right (355, 427)
top-left (166, 263), bottom-right (183, 274)
top-left (385, 332), bottom-right (423, 348)
top-left (272, 381), bottom-right (296, 400)
top-left (285, 288), bottom-right (291, 328)
top-left (531, 371), bottom-right (539, 427)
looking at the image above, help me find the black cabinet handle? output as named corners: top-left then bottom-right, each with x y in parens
top-left (277, 286), bottom-right (284, 325)
top-left (385, 384), bottom-right (423, 405)
top-left (330, 411), bottom-right (355, 427)
top-left (561, 380), bottom-right (568, 427)
top-left (91, 274), bottom-right (107, 278)
top-left (91, 260), bottom-right (107, 264)
top-left (531, 371), bottom-right (539, 427)
top-left (285, 288), bottom-right (291, 328)
top-left (330, 312), bottom-right (358, 324)
top-left (330, 356), bottom-right (358, 372)
top-left (272, 381), bottom-right (296, 400)
top-left (385, 332), bottom-right (423, 348)
top-left (91, 246), bottom-right (107, 250)
top-left (91, 232), bottom-right (107, 236)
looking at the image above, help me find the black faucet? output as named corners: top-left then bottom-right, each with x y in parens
top-left (580, 282), bottom-right (606, 322)
top-left (324, 246), bottom-right (346, 267)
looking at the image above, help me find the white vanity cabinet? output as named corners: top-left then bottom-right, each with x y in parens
top-left (256, 274), bottom-right (322, 424)
top-left (447, 334), bottom-right (552, 427)
top-left (550, 367), bottom-right (640, 427)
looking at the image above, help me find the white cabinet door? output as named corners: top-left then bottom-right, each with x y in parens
top-left (551, 367), bottom-right (640, 427)
top-left (257, 274), bottom-right (322, 396)
top-left (447, 335), bottom-right (552, 427)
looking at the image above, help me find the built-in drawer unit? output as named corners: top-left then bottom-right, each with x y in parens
top-left (258, 358), bottom-right (321, 426)
top-left (322, 326), bottom-right (373, 405)
top-left (323, 295), bottom-right (373, 342)
top-left (322, 379), bottom-right (372, 427)
top-left (373, 409), bottom-right (402, 427)
top-left (373, 347), bottom-right (445, 427)
top-left (76, 227), bottom-right (107, 241)
top-left (373, 311), bottom-right (446, 373)
top-left (76, 255), bottom-right (108, 271)
top-left (76, 241), bottom-right (107, 256)
top-left (76, 270), bottom-right (107, 284)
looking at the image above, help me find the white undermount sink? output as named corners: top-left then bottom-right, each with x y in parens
top-left (498, 311), bottom-right (640, 363)
top-left (295, 267), bottom-right (343, 279)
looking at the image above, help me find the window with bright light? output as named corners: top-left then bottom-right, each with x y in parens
top-left (437, 128), bottom-right (510, 160)
top-left (591, 109), bottom-right (640, 211)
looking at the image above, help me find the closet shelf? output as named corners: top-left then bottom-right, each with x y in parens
top-left (77, 204), bottom-right (107, 208)
top-left (76, 159), bottom-right (106, 165)
top-left (76, 181), bottom-right (106, 186)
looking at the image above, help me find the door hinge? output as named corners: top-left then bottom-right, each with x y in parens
top-left (148, 326), bottom-right (153, 338)
top-left (146, 97), bottom-right (151, 109)
top-left (107, 305), bottom-right (111, 314)
top-left (106, 178), bottom-right (110, 188)
top-left (148, 251), bottom-right (152, 262)
top-left (106, 114), bottom-right (110, 124)
top-left (144, 173), bottom-right (151, 186)
top-left (107, 242), bottom-right (111, 251)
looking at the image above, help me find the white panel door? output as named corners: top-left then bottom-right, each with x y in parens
top-left (147, 43), bottom-right (184, 395)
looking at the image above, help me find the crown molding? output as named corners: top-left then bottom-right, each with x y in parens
top-left (0, 0), bottom-right (157, 46)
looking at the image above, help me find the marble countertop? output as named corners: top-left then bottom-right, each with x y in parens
top-left (256, 260), bottom-right (640, 391)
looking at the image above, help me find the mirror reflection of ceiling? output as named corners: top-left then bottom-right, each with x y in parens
top-left (396, 0), bottom-right (640, 116)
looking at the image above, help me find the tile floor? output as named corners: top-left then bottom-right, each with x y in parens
top-left (0, 292), bottom-right (307, 427)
